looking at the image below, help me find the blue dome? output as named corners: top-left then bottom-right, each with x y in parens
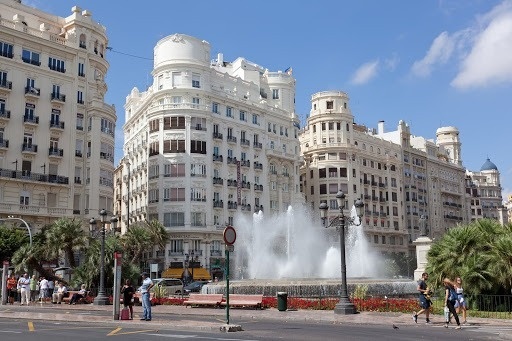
top-left (480, 158), bottom-right (498, 171)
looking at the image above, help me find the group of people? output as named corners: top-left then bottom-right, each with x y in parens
top-left (5, 272), bottom-right (87, 305)
top-left (120, 272), bottom-right (153, 321)
top-left (412, 272), bottom-right (468, 329)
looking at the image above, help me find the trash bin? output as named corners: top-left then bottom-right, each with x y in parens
top-left (277, 292), bottom-right (288, 311)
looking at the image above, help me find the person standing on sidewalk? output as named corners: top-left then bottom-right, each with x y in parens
top-left (39, 276), bottom-right (49, 303)
top-left (443, 278), bottom-right (461, 329)
top-left (29, 275), bottom-right (38, 302)
top-left (6, 273), bottom-right (17, 305)
top-left (18, 273), bottom-right (31, 305)
top-left (121, 279), bottom-right (135, 319)
top-left (139, 273), bottom-right (154, 321)
top-left (412, 272), bottom-right (432, 324)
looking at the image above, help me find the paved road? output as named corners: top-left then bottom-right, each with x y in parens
top-left (0, 303), bottom-right (510, 340)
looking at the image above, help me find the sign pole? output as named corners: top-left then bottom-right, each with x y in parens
top-left (113, 252), bottom-right (122, 320)
top-left (225, 246), bottom-right (230, 325)
top-left (1, 261), bottom-right (8, 305)
top-left (222, 226), bottom-right (236, 326)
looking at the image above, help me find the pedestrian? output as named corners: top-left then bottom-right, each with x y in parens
top-left (454, 277), bottom-right (468, 324)
top-left (48, 278), bottom-right (54, 296)
top-left (30, 275), bottom-right (38, 302)
top-left (139, 272), bottom-right (154, 321)
top-left (443, 278), bottom-right (462, 329)
top-left (121, 279), bottom-right (135, 319)
top-left (39, 276), bottom-right (49, 303)
top-left (17, 273), bottom-right (30, 305)
top-left (412, 272), bottom-right (432, 324)
top-left (69, 284), bottom-right (87, 304)
top-left (6, 273), bottom-right (17, 305)
top-left (52, 281), bottom-right (68, 304)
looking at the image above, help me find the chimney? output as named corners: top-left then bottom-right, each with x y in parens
top-left (377, 120), bottom-right (385, 134)
top-left (217, 53), bottom-right (223, 66)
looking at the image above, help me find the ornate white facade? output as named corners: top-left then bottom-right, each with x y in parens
top-left (0, 1), bottom-right (116, 231)
top-left (118, 34), bottom-right (301, 274)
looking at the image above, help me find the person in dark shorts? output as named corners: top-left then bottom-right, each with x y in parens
top-left (412, 272), bottom-right (432, 324)
top-left (121, 279), bottom-right (135, 319)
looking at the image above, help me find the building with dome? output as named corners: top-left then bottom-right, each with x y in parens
top-left (465, 158), bottom-right (508, 224)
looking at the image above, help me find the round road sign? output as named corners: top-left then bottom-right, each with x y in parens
top-left (223, 225), bottom-right (236, 245)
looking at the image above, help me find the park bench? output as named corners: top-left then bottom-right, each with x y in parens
top-left (183, 293), bottom-right (223, 307)
top-left (220, 294), bottom-right (264, 309)
top-left (61, 290), bottom-right (90, 304)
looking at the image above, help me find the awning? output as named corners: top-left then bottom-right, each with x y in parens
top-left (161, 268), bottom-right (183, 278)
top-left (192, 267), bottom-right (211, 281)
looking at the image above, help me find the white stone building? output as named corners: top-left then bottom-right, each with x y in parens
top-left (0, 1), bottom-right (116, 233)
top-left (118, 34), bottom-right (301, 277)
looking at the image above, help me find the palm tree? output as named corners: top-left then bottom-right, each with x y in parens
top-left (46, 218), bottom-right (88, 268)
top-left (145, 219), bottom-right (170, 250)
top-left (120, 224), bottom-right (152, 264)
top-left (11, 244), bottom-right (53, 279)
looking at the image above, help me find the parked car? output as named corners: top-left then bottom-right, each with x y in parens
top-left (133, 278), bottom-right (183, 304)
top-left (183, 281), bottom-right (209, 294)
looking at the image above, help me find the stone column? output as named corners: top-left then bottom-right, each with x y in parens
top-left (413, 235), bottom-right (432, 281)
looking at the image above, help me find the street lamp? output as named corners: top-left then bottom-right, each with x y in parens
top-left (190, 250), bottom-right (195, 282)
top-left (89, 209), bottom-right (118, 305)
top-left (319, 190), bottom-right (364, 315)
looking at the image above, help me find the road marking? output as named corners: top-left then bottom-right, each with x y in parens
top-left (0, 331), bottom-right (22, 334)
top-left (108, 328), bottom-right (159, 336)
top-left (28, 321), bottom-right (34, 332)
top-left (145, 334), bottom-right (259, 341)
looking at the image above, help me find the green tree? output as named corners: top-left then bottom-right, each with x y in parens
top-left (426, 219), bottom-right (512, 295)
top-left (120, 224), bottom-right (152, 264)
top-left (0, 225), bottom-right (29, 262)
top-left (46, 218), bottom-right (88, 268)
top-left (145, 219), bottom-right (170, 250)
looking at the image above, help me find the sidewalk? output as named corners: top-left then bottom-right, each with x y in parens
top-left (0, 301), bottom-right (510, 332)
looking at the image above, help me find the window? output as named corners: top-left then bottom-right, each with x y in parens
top-left (78, 62), bottom-right (85, 77)
top-left (239, 110), bottom-right (246, 121)
top-left (191, 212), bottom-right (205, 226)
top-left (164, 212), bottom-right (185, 227)
top-left (168, 188), bottom-right (185, 201)
top-left (190, 140), bottom-right (206, 154)
top-left (149, 119), bottom-right (159, 132)
top-left (20, 192), bottom-right (30, 206)
top-left (48, 57), bottom-right (65, 73)
top-left (191, 188), bottom-right (206, 202)
top-left (212, 102), bottom-right (219, 114)
top-left (0, 71), bottom-right (9, 88)
top-left (192, 97), bottom-right (200, 108)
top-left (328, 168), bottom-right (337, 177)
top-left (163, 116), bottom-right (185, 129)
top-left (226, 107), bottom-right (233, 118)
top-left (22, 49), bottom-right (40, 65)
top-left (326, 101), bottom-right (333, 109)
top-left (24, 103), bottom-right (35, 120)
top-left (0, 41), bottom-right (14, 58)
top-left (190, 164), bottom-right (206, 177)
top-left (272, 89), bottom-right (279, 99)
top-left (192, 73), bottom-right (200, 88)
top-left (101, 118), bottom-right (114, 135)
top-left (172, 72), bottom-right (182, 86)
top-left (164, 163), bottom-right (185, 177)
top-left (163, 140), bottom-right (185, 153)
top-left (252, 114), bottom-right (259, 125)
top-left (149, 141), bottom-right (160, 156)
top-left (320, 184), bottom-right (327, 194)
top-left (77, 91), bottom-right (84, 104)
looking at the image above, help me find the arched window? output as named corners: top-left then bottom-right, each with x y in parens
top-left (79, 34), bottom-right (86, 49)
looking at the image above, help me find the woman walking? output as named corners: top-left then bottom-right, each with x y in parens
top-left (454, 277), bottom-right (468, 324)
top-left (443, 278), bottom-right (462, 329)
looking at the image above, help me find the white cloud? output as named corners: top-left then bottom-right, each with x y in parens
top-left (351, 60), bottom-right (379, 85)
top-left (384, 54), bottom-right (400, 71)
top-left (411, 31), bottom-right (455, 77)
top-left (451, 4), bottom-right (512, 88)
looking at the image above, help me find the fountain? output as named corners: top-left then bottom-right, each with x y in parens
top-left (203, 204), bottom-right (417, 297)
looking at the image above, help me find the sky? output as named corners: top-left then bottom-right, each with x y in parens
top-left (29, 0), bottom-right (512, 199)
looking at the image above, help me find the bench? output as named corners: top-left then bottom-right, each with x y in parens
top-left (183, 294), bottom-right (224, 307)
top-left (220, 294), bottom-right (264, 309)
top-left (62, 291), bottom-right (90, 304)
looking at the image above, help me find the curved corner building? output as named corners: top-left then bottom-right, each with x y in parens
top-left (121, 34), bottom-right (301, 277)
top-left (0, 1), bottom-right (116, 232)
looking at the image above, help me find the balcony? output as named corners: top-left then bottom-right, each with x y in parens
top-left (22, 143), bottom-right (38, 153)
top-left (0, 139), bottom-right (8, 150)
top-left (194, 124), bottom-right (206, 131)
top-left (227, 201), bottom-right (238, 210)
top-left (23, 115), bottom-right (39, 126)
top-left (48, 148), bottom-right (63, 158)
top-left (49, 120), bottom-right (65, 131)
top-left (240, 160), bottom-right (250, 168)
top-left (0, 80), bottom-right (12, 91)
top-left (240, 139), bottom-right (250, 147)
top-left (254, 184), bottom-right (263, 191)
top-left (75, 150), bottom-right (83, 157)
top-left (213, 154), bottom-right (223, 162)
top-left (213, 200), bottom-right (224, 208)
top-left (227, 156), bottom-right (238, 165)
top-left (227, 136), bottom-right (237, 143)
top-left (253, 142), bottom-right (262, 149)
top-left (241, 181), bottom-right (251, 189)
top-left (240, 204), bottom-right (252, 211)
top-left (254, 162), bottom-right (263, 170)
top-left (0, 168), bottom-right (68, 185)
top-left (212, 132), bottom-right (223, 140)
top-left (227, 179), bottom-right (237, 187)
top-left (212, 177), bottom-right (223, 185)
top-left (0, 109), bottom-right (10, 122)
top-left (50, 93), bottom-right (66, 103)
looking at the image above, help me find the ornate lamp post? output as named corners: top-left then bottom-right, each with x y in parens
top-left (319, 190), bottom-right (364, 315)
top-left (89, 209), bottom-right (118, 305)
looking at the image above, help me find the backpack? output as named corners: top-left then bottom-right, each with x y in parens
top-left (449, 287), bottom-right (458, 302)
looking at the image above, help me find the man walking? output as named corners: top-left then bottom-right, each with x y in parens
top-left (139, 272), bottom-right (154, 321)
top-left (18, 273), bottom-right (30, 305)
top-left (412, 272), bottom-right (432, 324)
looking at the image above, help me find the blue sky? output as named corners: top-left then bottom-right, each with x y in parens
top-left (32, 0), bottom-right (512, 198)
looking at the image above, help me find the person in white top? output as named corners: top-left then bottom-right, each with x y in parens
top-left (454, 277), bottom-right (468, 324)
top-left (39, 277), bottom-right (49, 303)
top-left (17, 273), bottom-right (30, 305)
top-left (52, 281), bottom-right (68, 304)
